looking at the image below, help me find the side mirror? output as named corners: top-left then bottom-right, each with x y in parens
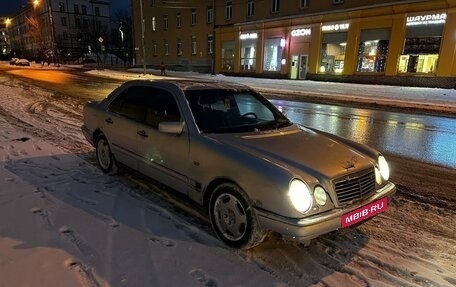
top-left (158, 121), bottom-right (185, 135)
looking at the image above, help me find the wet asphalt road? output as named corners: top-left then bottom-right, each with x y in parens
top-left (2, 65), bottom-right (455, 169)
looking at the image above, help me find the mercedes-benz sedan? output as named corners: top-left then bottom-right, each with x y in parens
top-left (82, 79), bottom-right (396, 249)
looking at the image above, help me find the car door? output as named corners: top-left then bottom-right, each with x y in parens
top-left (136, 86), bottom-right (190, 195)
top-left (103, 86), bottom-right (147, 170)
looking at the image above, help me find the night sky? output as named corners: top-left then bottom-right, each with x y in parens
top-left (0, 0), bottom-right (130, 16)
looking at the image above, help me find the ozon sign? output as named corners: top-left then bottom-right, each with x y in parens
top-left (406, 13), bottom-right (447, 26)
top-left (291, 28), bottom-right (311, 37)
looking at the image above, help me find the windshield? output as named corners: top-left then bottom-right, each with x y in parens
top-left (185, 89), bottom-right (292, 133)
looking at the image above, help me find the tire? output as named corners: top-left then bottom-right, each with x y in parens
top-left (95, 134), bottom-right (118, 175)
top-left (209, 183), bottom-right (266, 249)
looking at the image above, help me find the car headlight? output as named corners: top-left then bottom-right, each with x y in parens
top-left (375, 167), bottom-right (383, 185)
top-left (314, 186), bottom-right (327, 206)
top-left (378, 155), bottom-right (390, 181)
top-left (288, 179), bottom-right (312, 213)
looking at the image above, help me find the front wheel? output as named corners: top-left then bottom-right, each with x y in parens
top-left (95, 134), bottom-right (118, 174)
top-left (209, 183), bottom-right (266, 249)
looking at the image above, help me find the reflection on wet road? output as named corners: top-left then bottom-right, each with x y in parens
top-left (272, 99), bottom-right (456, 169)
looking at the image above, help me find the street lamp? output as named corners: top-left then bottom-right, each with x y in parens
top-left (5, 18), bottom-right (11, 27)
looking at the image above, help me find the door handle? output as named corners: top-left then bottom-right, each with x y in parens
top-left (137, 130), bottom-right (148, 138)
top-left (105, 118), bottom-right (113, 124)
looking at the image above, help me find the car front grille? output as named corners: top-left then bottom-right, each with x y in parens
top-left (333, 168), bottom-right (376, 206)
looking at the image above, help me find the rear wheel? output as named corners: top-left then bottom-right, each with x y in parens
top-left (209, 183), bottom-right (266, 249)
top-left (95, 134), bottom-right (118, 174)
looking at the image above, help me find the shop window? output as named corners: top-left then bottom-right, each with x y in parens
top-left (221, 41), bottom-right (235, 70)
top-left (241, 38), bottom-right (257, 71)
top-left (263, 38), bottom-right (283, 72)
top-left (356, 40), bottom-right (389, 72)
top-left (398, 37), bottom-right (440, 73)
top-left (321, 43), bottom-right (346, 73)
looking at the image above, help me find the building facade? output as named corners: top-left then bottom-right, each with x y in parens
top-left (214, 0), bottom-right (456, 88)
top-left (8, 0), bottom-right (110, 62)
top-left (131, 0), bottom-right (215, 72)
top-left (0, 17), bottom-right (11, 59)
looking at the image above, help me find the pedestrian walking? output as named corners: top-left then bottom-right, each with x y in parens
top-left (160, 62), bottom-right (166, 76)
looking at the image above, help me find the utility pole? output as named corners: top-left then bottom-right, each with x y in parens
top-left (139, 0), bottom-right (146, 74)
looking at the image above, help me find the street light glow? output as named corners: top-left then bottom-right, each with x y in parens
top-left (5, 18), bottom-right (12, 27)
top-left (33, 0), bottom-right (40, 7)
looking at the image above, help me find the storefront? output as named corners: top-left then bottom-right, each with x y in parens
top-left (239, 32), bottom-right (258, 71)
top-left (289, 27), bottom-right (312, 80)
top-left (397, 12), bottom-right (446, 74)
top-left (319, 23), bottom-right (349, 74)
top-left (356, 28), bottom-right (390, 73)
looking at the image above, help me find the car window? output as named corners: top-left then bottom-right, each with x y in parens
top-left (186, 89), bottom-right (291, 133)
top-left (108, 86), bottom-right (146, 122)
top-left (145, 88), bottom-right (181, 128)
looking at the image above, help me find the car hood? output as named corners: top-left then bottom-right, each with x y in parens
top-left (208, 125), bottom-right (375, 180)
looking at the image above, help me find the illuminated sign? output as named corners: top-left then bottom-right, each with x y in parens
top-left (322, 23), bottom-right (349, 32)
top-left (291, 28), bottom-right (311, 37)
top-left (240, 33), bottom-right (258, 40)
top-left (406, 13), bottom-right (446, 26)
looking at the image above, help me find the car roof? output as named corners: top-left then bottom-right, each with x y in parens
top-left (123, 79), bottom-right (251, 92)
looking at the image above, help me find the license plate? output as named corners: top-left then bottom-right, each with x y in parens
top-left (341, 197), bottom-right (388, 228)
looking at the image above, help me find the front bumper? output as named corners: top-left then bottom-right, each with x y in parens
top-left (256, 182), bottom-right (396, 241)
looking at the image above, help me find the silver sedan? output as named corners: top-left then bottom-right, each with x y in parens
top-left (82, 79), bottom-right (396, 249)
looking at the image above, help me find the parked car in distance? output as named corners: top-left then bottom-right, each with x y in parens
top-left (9, 58), bottom-right (18, 65)
top-left (82, 80), bottom-right (396, 249)
top-left (15, 59), bottom-right (30, 66)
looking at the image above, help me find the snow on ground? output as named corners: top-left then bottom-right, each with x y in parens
top-left (0, 69), bottom-right (455, 287)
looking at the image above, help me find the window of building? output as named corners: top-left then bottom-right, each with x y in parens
top-left (63, 32), bottom-right (68, 40)
top-left (356, 28), bottom-right (390, 73)
top-left (333, 0), bottom-right (344, 4)
top-left (82, 5), bottom-right (87, 15)
top-left (164, 40), bottom-right (169, 55)
top-left (225, 1), bottom-right (232, 20)
top-left (191, 9), bottom-right (196, 25)
top-left (241, 36), bottom-right (257, 71)
top-left (207, 6), bottom-right (213, 23)
top-left (207, 34), bottom-right (213, 54)
top-left (191, 36), bottom-right (197, 55)
top-left (320, 32), bottom-right (347, 74)
top-left (95, 7), bottom-right (100, 16)
top-left (177, 13), bottom-right (182, 28)
top-left (271, 0), bottom-right (280, 13)
top-left (163, 15), bottom-right (168, 30)
top-left (300, 0), bottom-right (308, 9)
top-left (152, 17), bottom-right (156, 31)
top-left (221, 41), bottom-right (235, 70)
top-left (83, 19), bottom-right (88, 28)
top-left (152, 41), bottom-right (157, 55)
top-left (61, 17), bottom-right (67, 26)
top-left (263, 37), bottom-right (283, 72)
top-left (398, 38), bottom-right (441, 73)
top-left (150, 0), bottom-right (155, 6)
top-left (177, 39), bottom-right (182, 55)
top-left (59, 2), bottom-right (65, 12)
top-left (96, 21), bottom-right (101, 30)
top-left (74, 4), bottom-right (79, 14)
top-left (75, 18), bottom-right (81, 27)
top-left (397, 19), bottom-right (444, 74)
top-left (247, 0), bottom-right (255, 17)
